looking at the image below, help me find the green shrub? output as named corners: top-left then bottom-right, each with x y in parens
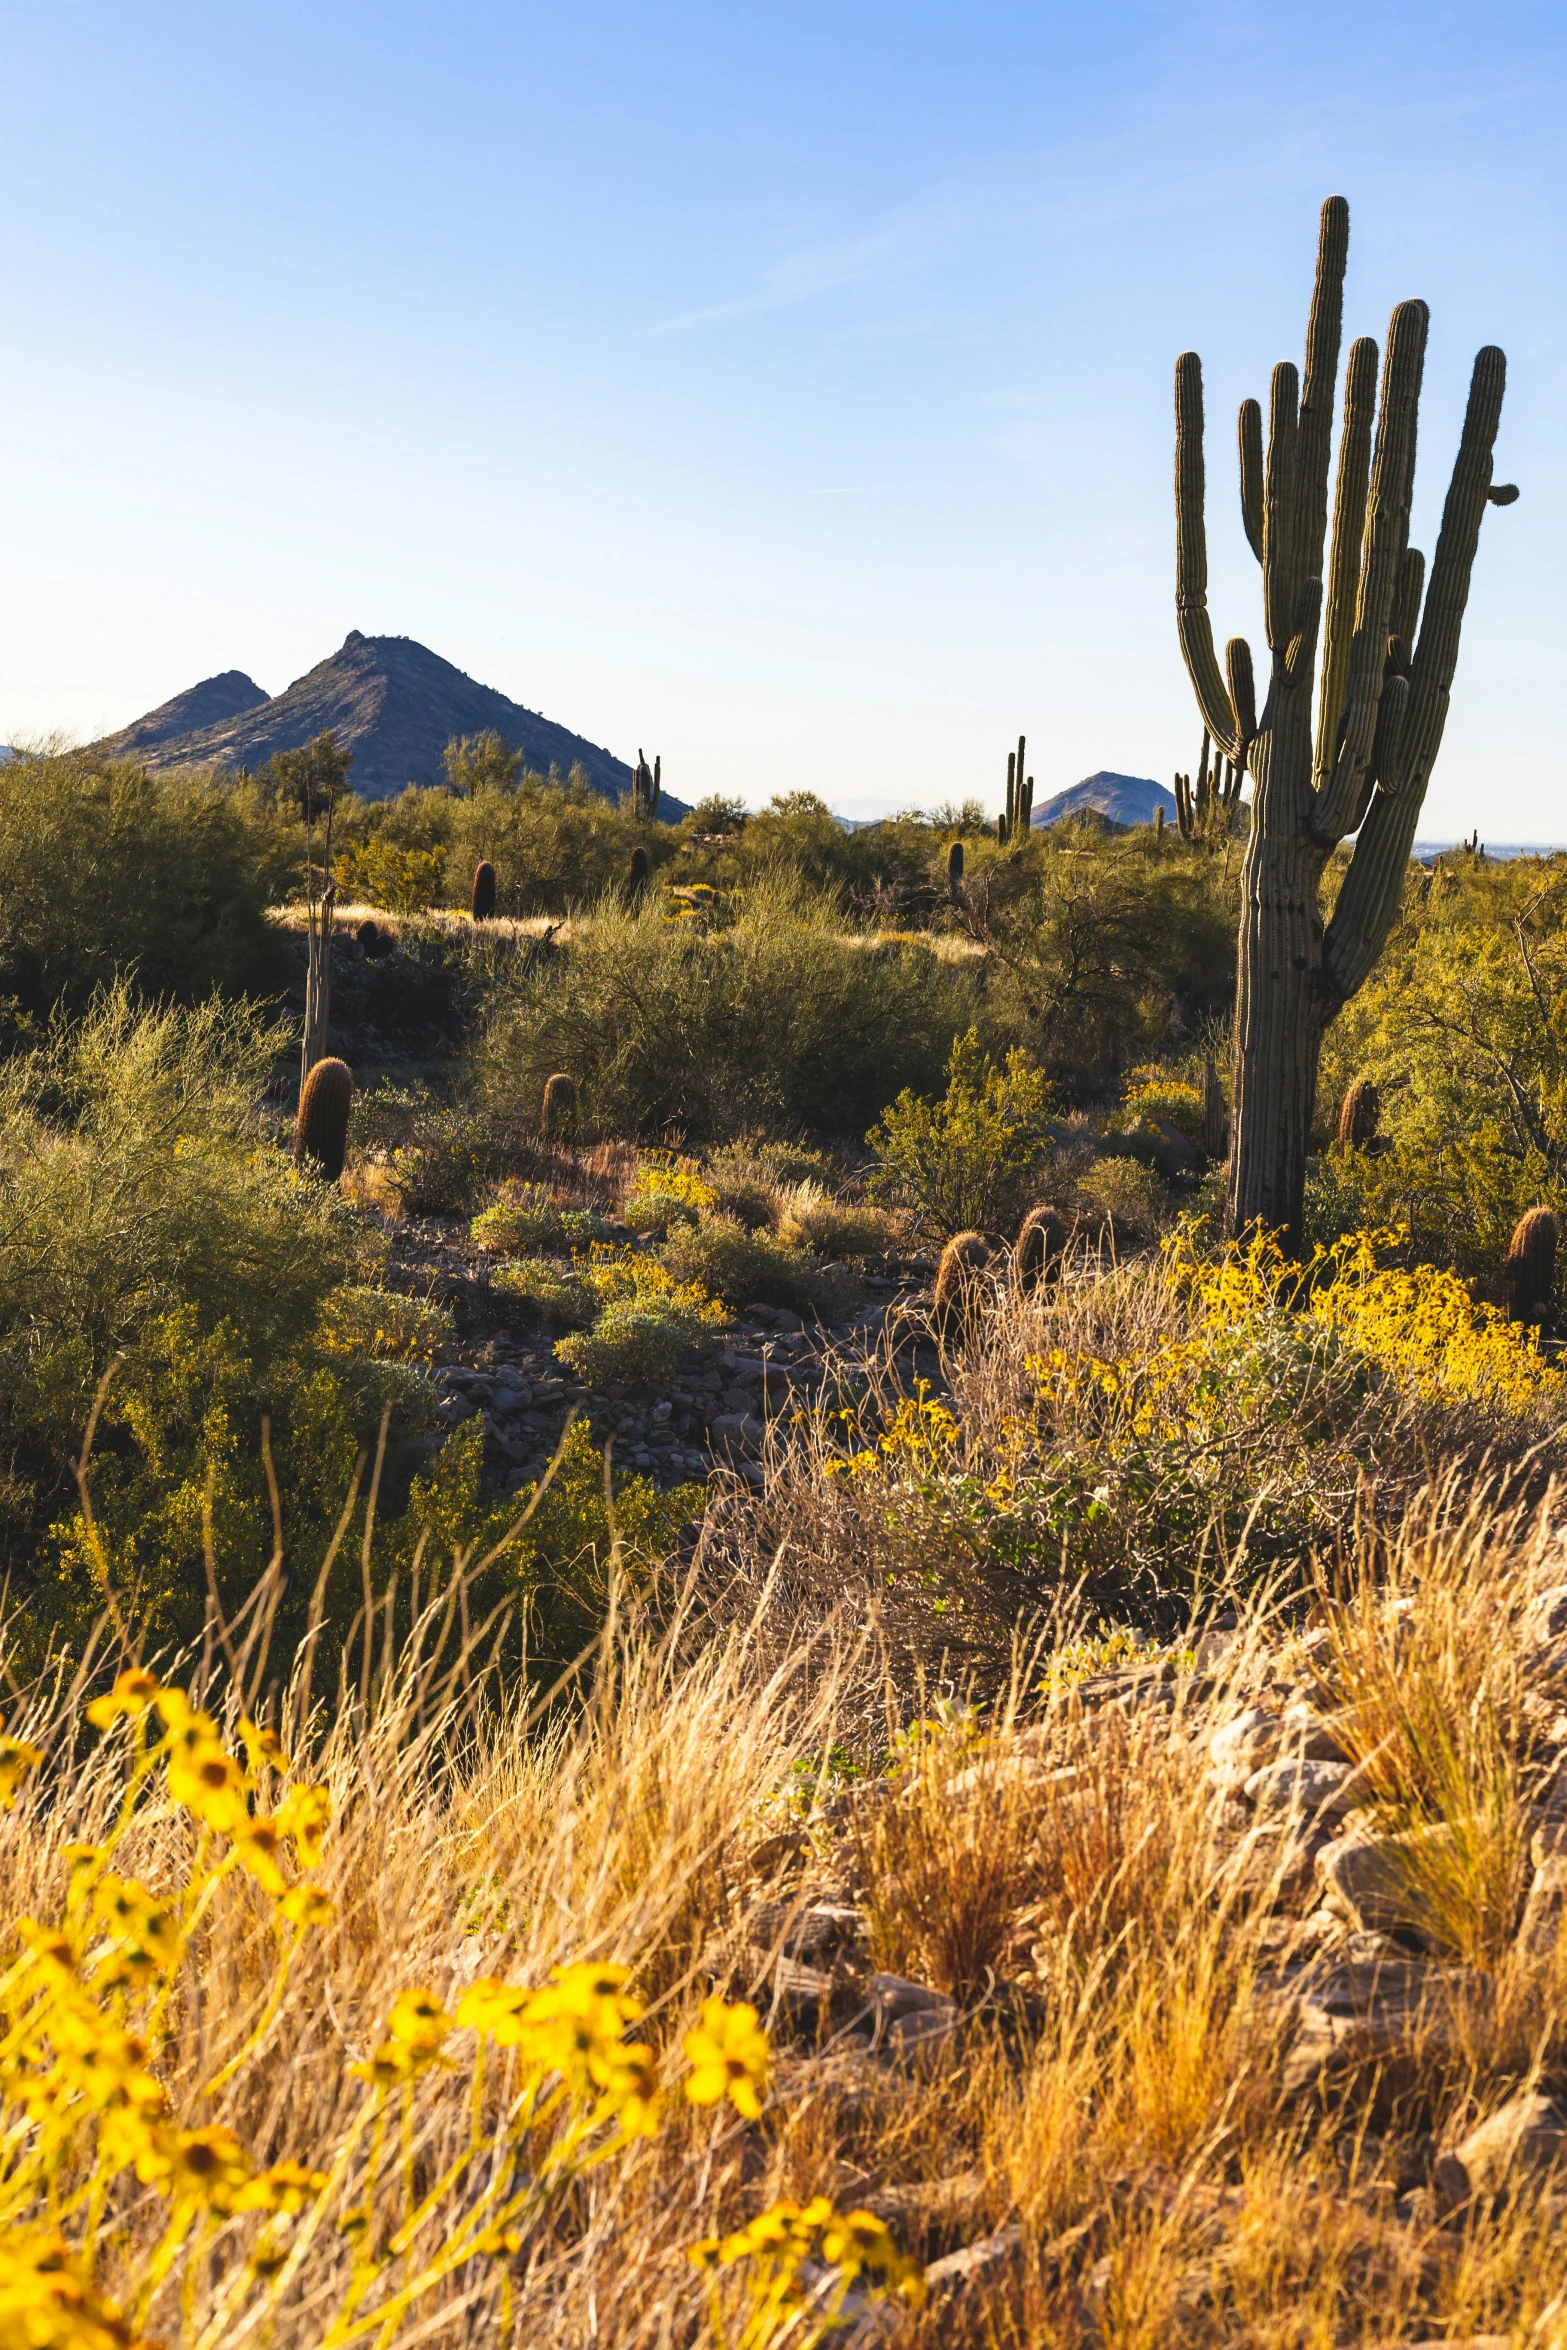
top-left (0, 753), bottom-right (288, 1013)
top-left (492, 1259), bottom-right (597, 1326)
top-left (1118, 1067), bottom-right (1205, 1149)
top-left (388, 1107), bottom-right (493, 1215)
top-left (866, 1028), bottom-right (1054, 1237)
top-left (315, 1286), bottom-right (454, 1363)
top-left (479, 877), bottom-right (982, 1144)
top-left (659, 1215), bottom-right (861, 1319)
top-left (622, 1155), bottom-right (718, 1236)
top-left (1073, 1155), bottom-right (1171, 1244)
top-left (334, 838), bottom-right (447, 912)
top-left (472, 1182), bottom-right (609, 1254)
top-left (775, 1182), bottom-right (893, 1259)
top-left (554, 1252), bottom-right (725, 1385)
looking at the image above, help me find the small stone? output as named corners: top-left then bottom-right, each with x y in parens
top-left (923, 2224), bottom-right (1020, 2290)
top-left (1452, 2092), bottom-right (1567, 2197)
top-left (1315, 1825), bottom-right (1454, 1937)
top-left (1209, 1707), bottom-right (1283, 1772)
top-left (1244, 1758), bottom-right (1358, 1818)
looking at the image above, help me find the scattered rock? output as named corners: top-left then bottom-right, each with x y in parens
top-left (1451, 2092), bottom-right (1567, 2197)
top-left (1315, 1824), bottom-right (1456, 1937)
top-left (923, 2223), bottom-right (1021, 2290)
top-left (1244, 1758), bottom-right (1360, 1819)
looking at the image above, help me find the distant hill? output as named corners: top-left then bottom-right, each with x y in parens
top-left (1033, 772), bottom-right (1179, 830)
top-left (96, 670), bottom-right (271, 760)
top-left (91, 633), bottom-right (685, 813)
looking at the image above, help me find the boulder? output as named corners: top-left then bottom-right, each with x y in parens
top-left (1244, 1758), bottom-right (1359, 1819)
top-left (1452, 2092), bottom-right (1567, 2197)
top-left (1315, 1824), bottom-right (1457, 1937)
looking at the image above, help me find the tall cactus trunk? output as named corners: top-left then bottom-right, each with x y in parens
top-left (1172, 195), bottom-right (1512, 1251)
top-left (1230, 822), bottom-right (1327, 1247)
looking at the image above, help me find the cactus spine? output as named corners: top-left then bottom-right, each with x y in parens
top-left (1175, 195), bottom-right (1512, 1248)
top-left (1335, 1077), bottom-right (1380, 1152)
top-left (1014, 1205), bottom-right (1067, 1293)
top-left (1505, 1207), bottom-right (1557, 1328)
top-left (541, 1072), bottom-right (579, 1144)
top-left (293, 1056), bottom-right (354, 1183)
top-left (470, 860), bottom-right (497, 920)
top-left (1174, 729), bottom-right (1244, 843)
top-left (632, 750), bottom-right (661, 822)
top-left (1000, 735), bottom-right (1033, 844)
top-left (932, 1231), bottom-right (990, 1343)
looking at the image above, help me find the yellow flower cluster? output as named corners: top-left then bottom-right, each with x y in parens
top-left (621, 1153), bottom-right (718, 1232)
top-left (690, 2192), bottom-right (925, 2347)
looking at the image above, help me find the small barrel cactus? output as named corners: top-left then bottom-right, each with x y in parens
top-left (1014, 1205), bottom-right (1067, 1293)
top-left (946, 839), bottom-right (964, 888)
top-left (627, 844), bottom-right (650, 901)
top-left (932, 1230), bottom-right (990, 1343)
top-left (471, 860), bottom-right (497, 920)
top-left (1505, 1207), bottom-right (1558, 1328)
top-left (1336, 1078), bottom-right (1380, 1153)
top-left (294, 1056), bottom-right (354, 1183)
top-left (355, 917), bottom-right (389, 958)
top-left (541, 1072), bottom-right (578, 1143)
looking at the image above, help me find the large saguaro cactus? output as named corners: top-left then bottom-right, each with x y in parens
top-left (1174, 196), bottom-right (1514, 1249)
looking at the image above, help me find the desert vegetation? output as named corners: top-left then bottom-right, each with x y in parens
top-left (6, 200), bottom-right (1565, 2346)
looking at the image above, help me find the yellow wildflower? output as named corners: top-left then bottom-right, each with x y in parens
top-left (239, 1716), bottom-right (289, 1773)
top-left (276, 1782), bottom-right (331, 1868)
top-left (280, 1884), bottom-right (335, 1928)
top-left (0, 2231), bottom-right (152, 2350)
top-left (387, 1987), bottom-right (452, 2054)
top-left (141, 2124), bottom-right (252, 2212)
top-left (682, 1997), bottom-right (770, 2119)
top-left (85, 1666), bottom-right (161, 1730)
top-left (0, 1725), bottom-right (43, 1808)
top-left (235, 2158), bottom-right (328, 2213)
top-left (232, 1817), bottom-right (288, 1897)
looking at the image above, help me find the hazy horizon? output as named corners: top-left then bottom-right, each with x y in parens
top-left (1, 1), bottom-right (1561, 829)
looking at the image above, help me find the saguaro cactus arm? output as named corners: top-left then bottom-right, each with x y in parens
top-left (1175, 354), bottom-right (1252, 763)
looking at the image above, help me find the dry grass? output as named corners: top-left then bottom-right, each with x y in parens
top-left (8, 1444), bottom-right (1567, 2340)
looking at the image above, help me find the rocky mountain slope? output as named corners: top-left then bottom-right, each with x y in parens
top-left (93, 632), bottom-right (684, 811)
top-left (1033, 770), bottom-right (1178, 829)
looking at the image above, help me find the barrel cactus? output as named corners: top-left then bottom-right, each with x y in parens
top-left (541, 1072), bottom-right (579, 1144)
top-left (293, 1056), bottom-right (354, 1183)
top-left (628, 844), bottom-right (650, 902)
top-left (946, 839), bottom-right (965, 889)
top-left (1505, 1207), bottom-right (1557, 1328)
top-left (1336, 1077), bottom-right (1380, 1152)
top-left (932, 1230), bottom-right (990, 1343)
top-left (471, 860), bottom-right (497, 921)
top-left (1014, 1205), bottom-right (1067, 1293)
top-left (355, 917), bottom-right (389, 959)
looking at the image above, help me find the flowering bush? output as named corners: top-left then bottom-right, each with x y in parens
top-left (556, 1250), bottom-right (725, 1387)
top-left (621, 1155), bottom-right (718, 1236)
top-left (866, 1027), bottom-right (1053, 1237)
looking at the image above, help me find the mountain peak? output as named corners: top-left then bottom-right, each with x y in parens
top-left (89, 634), bottom-right (683, 813)
top-left (1034, 771), bottom-right (1178, 830)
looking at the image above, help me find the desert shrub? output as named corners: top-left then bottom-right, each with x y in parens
top-left (1118, 1065), bottom-right (1206, 1147)
top-left (479, 878), bottom-right (981, 1143)
top-left (0, 991), bottom-right (444, 1650)
top-left (555, 1254), bottom-right (724, 1387)
top-left (866, 1027), bottom-right (1053, 1237)
top-left (0, 752), bottom-right (287, 1012)
top-left (660, 1214), bottom-right (861, 1319)
top-left (333, 836), bottom-right (447, 911)
top-left (1074, 1155), bottom-right (1172, 1243)
top-left (622, 1154), bottom-right (718, 1235)
top-left (491, 1257), bottom-right (597, 1326)
top-left (775, 1181), bottom-right (892, 1259)
top-left (387, 1106), bottom-right (493, 1215)
top-left (442, 773), bottom-right (674, 915)
top-left (471, 1180), bottom-right (609, 1254)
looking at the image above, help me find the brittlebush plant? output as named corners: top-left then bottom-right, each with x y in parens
top-left (0, 1671), bottom-right (917, 2350)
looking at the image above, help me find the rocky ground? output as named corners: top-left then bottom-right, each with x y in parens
top-left (375, 1208), bottom-right (932, 1493)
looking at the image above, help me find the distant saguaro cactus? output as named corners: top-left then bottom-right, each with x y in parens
top-left (293, 1056), bottom-right (354, 1183)
top-left (1174, 729), bottom-right (1244, 844)
top-left (932, 1231), bottom-right (990, 1343)
top-left (627, 844), bottom-right (650, 902)
top-left (632, 751), bottom-right (662, 822)
top-left (946, 839), bottom-right (965, 890)
top-left (1336, 1077), bottom-right (1380, 1152)
top-left (471, 860), bottom-right (497, 920)
top-left (1000, 735), bottom-right (1033, 845)
top-left (1505, 1208), bottom-right (1557, 1328)
top-left (1014, 1205), bottom-right (1067, 1293)
top-left (541, 1072), bottom-right (578, 1144)
top-left (1202, 1059), bottom-right (1229, 1163)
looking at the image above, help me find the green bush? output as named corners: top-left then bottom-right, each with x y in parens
top-left (659, 1214), bottom-right (861, 1319)
top-left (775, 1181), bottom-right (893, 1259)
top-left (492, 1259), bottom-right (597, 1327)
top-left (480, 877), bottom-right (982, 1143)
top-left (0, 753), bottom-right (288, 1013)
top-left (622, 1156), bottom-right (718, 1236)
top-left (471, 1182), bottom-right (609, 1254)
top-left (388, 1106), bottom-right (494, 1215)
top-left (866, 1028), bottom-right (1054, 1238)
top-left (1073, 1155), bottom-right (1171, 1244)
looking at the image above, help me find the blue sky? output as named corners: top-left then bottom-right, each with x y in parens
top-left (1, 1), bottom-right (1561, 828)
